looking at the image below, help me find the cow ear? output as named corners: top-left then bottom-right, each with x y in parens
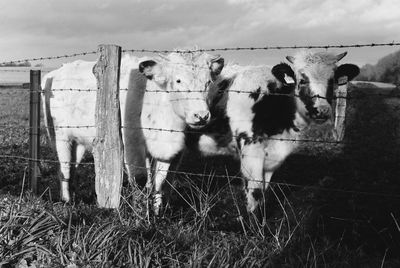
top-left (271, 63), bottom-right (296, 85)
top-left (208, 55), bottom-right (225, 79)
top-left (286, 56), bottom-right (295, 64)
top-left (335, 64), bottom-right (360, 83)
top-left (335, 52), bottom-right (348, 62)
top-left (139, 60), bottom-right (157, 79)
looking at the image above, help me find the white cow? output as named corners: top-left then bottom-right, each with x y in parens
top-left (42, 52), bottom-right (224, 211)
top-left (188, 50), bottom-right (360, 212)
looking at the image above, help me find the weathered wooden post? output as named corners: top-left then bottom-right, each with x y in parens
top-left (333, 76), bottom-right (348, 141)
top-left (92, 44), bottom-right (124, 208)
top-left (29, 70), bottom-right (41, 194)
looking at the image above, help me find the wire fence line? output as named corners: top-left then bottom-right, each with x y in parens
top-left (20, 87), bottom-right (400, 101)
top-left (0, 69), bottom-right (50, 73)
top-left (122, 42), bottom-right (400, 53)
top-left (1, 41), bottom-right (400, 66)
top-left (0, 123), bottom-right (350, 145)
top-left (1, 153), bottom-right (400, 199)
top-left (2, 42), bottom-right (400, 206)
top-left (0, 51), bottom-right (97, 65)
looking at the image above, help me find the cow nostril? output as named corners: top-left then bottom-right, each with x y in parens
top-left (194, 111), bottom-right (210, 122)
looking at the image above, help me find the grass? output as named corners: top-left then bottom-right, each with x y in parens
top-left (1, 85), bottom-right (400, 267)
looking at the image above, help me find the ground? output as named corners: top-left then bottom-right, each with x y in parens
top-left (1, 84), bottom-right (400, 267)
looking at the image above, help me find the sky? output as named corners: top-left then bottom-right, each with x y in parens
top-left (0, 0), bottom-right (400, 68)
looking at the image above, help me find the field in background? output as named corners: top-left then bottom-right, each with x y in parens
top-left (1, 84), bottom-right (400, 267)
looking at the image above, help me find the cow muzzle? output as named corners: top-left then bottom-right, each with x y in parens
top-left (187, 110), bottom-right (211, 129)
top-left (308, 104), bottom-right (332, 124)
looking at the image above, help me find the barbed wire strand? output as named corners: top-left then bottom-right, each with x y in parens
top-left (0, 124), bottom-right (348, 145)
top-left (121, 42), bottom-right (400, 54)
top-left (2, 153), bottom-right (400, 199)
top-left (0, 51), bottom-right (97, 65)
top-left (0, 69), bottom-right (50, 73)
top-left (25, 88), bottom-right (400, 101)
top-left (1, 41), bottom-right (400, 66)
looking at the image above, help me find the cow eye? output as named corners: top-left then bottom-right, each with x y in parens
top-left (176, 79), bottom-right (181, 83)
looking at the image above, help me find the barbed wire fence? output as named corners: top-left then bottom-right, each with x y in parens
top-left (1, 42), bottom-right (400, 209)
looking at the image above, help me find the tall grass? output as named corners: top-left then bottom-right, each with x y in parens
top-left (2, 85), bottom-right (400, 267)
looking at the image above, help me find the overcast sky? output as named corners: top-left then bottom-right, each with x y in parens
top-left (1, 0), bottom-right (399, 67)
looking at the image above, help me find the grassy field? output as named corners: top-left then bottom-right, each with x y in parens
top-left (1, 85), bottom-right (400, 267)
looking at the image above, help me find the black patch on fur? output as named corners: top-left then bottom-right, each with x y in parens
top-left (252, 92), bottom-right (297, 137)
top-left (326, 78), bottom-right (334, 104)
top-left (249, 87), bottom-right (261, 100)
top-left (251, 64), bottom-right (297, 137)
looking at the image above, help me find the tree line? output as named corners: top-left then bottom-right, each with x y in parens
top-left (357, 49), bottom-right (400, 85)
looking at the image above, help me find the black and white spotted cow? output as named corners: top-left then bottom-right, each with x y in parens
top-left (189, 50), bottom-right (360, 212)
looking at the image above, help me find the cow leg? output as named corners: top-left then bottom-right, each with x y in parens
top-left (240, 142), bottom-right (265, 212)
top-left (263, 171), bottom-right (274, 191)
top-left (70, 143), bottom-right (85, 198)
top-left (153, 160), bottom-right (170, 215)
top-left (55, 138), bottom-right (73, 203)
top-left (74, 144), bottom-right (86, 167)
top-left (145, 157), bottom-right (154, 190)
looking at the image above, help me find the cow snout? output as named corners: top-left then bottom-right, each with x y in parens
top-left (311, 105), bottom-right (331, 123)
top-left (194, 111), bottom-right (210, 121)
top-left (189, 110), bottom-right (211, 128)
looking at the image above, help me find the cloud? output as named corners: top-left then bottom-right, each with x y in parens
top-left (0, 0), bottom-right (399, 66)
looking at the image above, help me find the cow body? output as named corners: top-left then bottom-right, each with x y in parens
top-left (190, 51), bottom-right (359, 212)
top-left (42, 52), bottom-right (224, 212)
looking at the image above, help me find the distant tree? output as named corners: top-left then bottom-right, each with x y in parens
top-left (357, 49), bottom-right (400, 85)
top-left (357, 64), bottom-right (376, 81)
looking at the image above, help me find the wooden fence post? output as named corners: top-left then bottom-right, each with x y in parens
top-left (29, 70), bottom-right (41, 194)
top-left (333, 76), bottom-right (348, 141)
top-left (92, 44), bottom-right (123, 208)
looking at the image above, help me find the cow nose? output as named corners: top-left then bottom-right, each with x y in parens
top-left (194, 111), bottom-right (210, 123)
top-left (311, 105), bottom-right (331, 122)
top-left (317, 105), bottom-right (331, 118)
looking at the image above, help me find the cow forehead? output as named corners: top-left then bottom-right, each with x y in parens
top-left (301, 63), bottom-right (336, 82)
top-left (293, 50), bottom-right (338, 66)
top-left (292, 51), bottom-right (338, 82)
top-left (166, 62), bottom-right (210, 82)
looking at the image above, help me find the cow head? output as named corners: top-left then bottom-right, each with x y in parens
top-left (139, 52), bottom-right (224, 129)
top-left (286, 51), bottom-right (359, 124)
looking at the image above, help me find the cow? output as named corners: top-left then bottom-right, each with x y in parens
top-left (42, 51), bottom-right (225, 212)
top-left (187, 50), bottom-right (360, 212)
